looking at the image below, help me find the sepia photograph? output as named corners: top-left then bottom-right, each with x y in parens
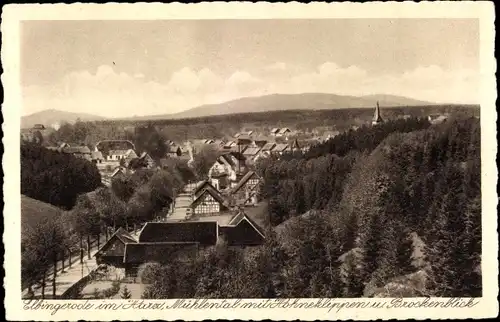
top-left (3, 2), bottom-right (498, 321)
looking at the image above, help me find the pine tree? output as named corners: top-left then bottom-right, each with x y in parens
top-left (120, 285), bottom-right (132, 299)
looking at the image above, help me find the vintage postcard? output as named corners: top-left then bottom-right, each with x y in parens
top-left (2, 2), bottom-right (498, 321)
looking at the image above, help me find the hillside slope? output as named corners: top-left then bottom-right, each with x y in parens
top-left (21, 109), bottom-right (106, 129)
top-left (21, 195), bottom-right (63, 237)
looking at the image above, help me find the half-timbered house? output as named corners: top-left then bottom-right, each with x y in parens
top-left (189, 185), bottom-right (228, 215)
top-left (231, 171), bottom-right (262, 206)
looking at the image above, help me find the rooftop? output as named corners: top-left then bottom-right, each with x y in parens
top-left (138, 221), bottom-right (218, 245)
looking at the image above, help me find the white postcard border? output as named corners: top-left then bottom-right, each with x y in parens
top-left (2, 2), bottom-right (498, 321)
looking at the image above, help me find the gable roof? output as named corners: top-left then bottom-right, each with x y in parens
top-left (111, 167), bottom-right (126, 178)
top-left (33, 124), bottom-right (46, 130)
top-left (278, 128), bottom-right (291, 134)
top-left (193, 180), bottom-right (220, 198)
top-left (237, 134), bottom-right (252, 142)
top-left (231, 171), bottom-right (261, 194)
top-left (272, 144), bottom-right (290, 152)
top-left (223, 140), bottom-right (236, 148)
top-left (114, 227), bottom-right (138, 244)
top-left (219, 152), bottom-right (246, 166)
top-left (138, 222), bottom-right (218, 245)
top-left (223, 211), bottom-right (266, 239)
top-left (270, 128), bottom-right (280, 134)
top-left (242, 147), bottom-right (261, 156)
top-left (190, 186), bottom-right (228, 209)
top-left (123, 242), bottom-right (199, 264)
top-left (62, 146), bottom-right (91, 154)
top-left (261, 142), bottom-right (276, 151)
top-left (95, 227), bottom-right (137, 257)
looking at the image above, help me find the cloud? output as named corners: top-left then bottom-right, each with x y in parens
top-left (265, 62), bottom-right (287, 71)
top-left (22, 62), bottom-right (479, 117)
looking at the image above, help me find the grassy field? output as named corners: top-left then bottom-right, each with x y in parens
top-left (21, 194), bottom-right (63, 238)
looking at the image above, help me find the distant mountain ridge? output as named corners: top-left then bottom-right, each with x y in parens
top-left (125, 93), bottom-right (435, 121)
top-left (21, 109), bottom-right (106, 129)
top-left (22, 93), bottom-right (436, 127)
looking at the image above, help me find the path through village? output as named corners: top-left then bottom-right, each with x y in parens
top-left (23, 183), bottom-right (196, 299)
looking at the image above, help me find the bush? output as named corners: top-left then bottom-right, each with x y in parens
top-left (102, 281), bottom-right (121, 298)
top-left (137, 262), bottom-right (163, 284)
top-left (120, 285), bottom-right (132, 299)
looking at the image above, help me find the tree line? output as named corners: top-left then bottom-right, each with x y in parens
top-left (143, 115), bottom-right (481, 298)
top-left (21, 142), bottom-right (102, 209)
top-left (256, 117), bottom-right (432, 225)
top-left (42, 105), bottom-right (479, 150)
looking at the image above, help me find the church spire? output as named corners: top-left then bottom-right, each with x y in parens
top-left (372, 101), bottom-right (384, 125)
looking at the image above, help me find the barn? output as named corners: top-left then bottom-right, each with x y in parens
top-left (219, 211), bottom-right (266, 246)
top-left (94, 228), bottom-right (138, 267)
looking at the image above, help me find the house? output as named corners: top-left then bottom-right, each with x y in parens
top-left (91, 151), bottom-right (104, 164)
top-left (222, 141), bottom-right (237, 150)
top-left (213, 139), bottom-right (226, 148)
top-left (218, 211), bottom-right (266, 246)
top-left (107, 149), bottom-right (138, 162)
top-left (111, 167), bottom-right (126, 179)
top-left (261, 142), bottom-right (276, 153)
top-left (428, 114), bottom-right (448, 124)
top-left (236, 134), bottom-right (253, 146)
top-left (252, 138), bottom-right (268, 148)
top-left (231, 171), bottom-right (262, 206)
top-left (59, 142), bottom-right (71, 149)
top-left (193, 180), bottom-right (221, 199)
top-left (95, 227), bottom-right (137, 267)
top-left (372, 102), bottom-right (384, 125)
top-left (204, 139), bottom-right (215, 144)
top-left (210, 173), bottom-right (230, 191)
top-left (270, 128), bottom-right (280, 136)
top-left (290, 139), bottom-right (300, 152)
top-left (234, 131), bottom-right (253, 138)
top-left (61, 146), bottom-right (92, 160)
top-left (276, 128), bottom-right (291, 137)
top-left (33, 124), bottom-right (46, 130)
top-left (167, 146), bottom-right (183, 157)
top-left (123, 242), bottom-right (199, 277)
top-left (208, 152), bottom-right (247, 179)
top-left (189, 184), bottom-right (229, 215)
top-left (138, 152), bottom-right (156, 168)
top-left (242, 147), bottom-right (262, 162)
top-left (271, 143), bottom-right (290, 155)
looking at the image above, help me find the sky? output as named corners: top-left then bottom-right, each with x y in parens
top-left (21, 19), bottom-right (480, 117)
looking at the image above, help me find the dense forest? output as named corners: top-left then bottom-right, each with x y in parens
top-left (21, 143), bottom-right (102, 209)
top-left (41, 105), bottom-right (479, 148)
top-left (142, 114), bottom-right (481, 298)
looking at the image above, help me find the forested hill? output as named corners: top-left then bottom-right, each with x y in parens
top-left (21, 143), bottom-right (102, 209)
top-left (259, 115), bottom-right (481, 297)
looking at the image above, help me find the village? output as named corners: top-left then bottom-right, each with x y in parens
top-left (20, 103), bottom-right (453, 299)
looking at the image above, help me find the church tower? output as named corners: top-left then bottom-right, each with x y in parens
top-left (372, 101), bottom-right (384, 125)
